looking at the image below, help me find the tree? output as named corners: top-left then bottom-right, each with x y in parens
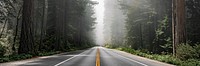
top-left (18, 0), bottom-right (35, 54)
top-left (172, 0), bottom-right (186, 56)
top-left (0, 0), bottom-right (96, 56)
top-left (39, 0), bottom-right (48, 50)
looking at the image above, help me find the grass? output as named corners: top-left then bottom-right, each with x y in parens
top-left (108, 47), bottom-right (200, 66)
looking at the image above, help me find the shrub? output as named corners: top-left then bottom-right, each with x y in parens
top-left (0, 57), bottom-right (10, 62)
top-left (0, 54), bottom-right (33, 63)
top-left (109, 47), bottom-right (200, 66)
top-left (9, 54), bottom-right (33, 60)
top-left (0, 44), bottom-right (6, 56)
top-left (176, 44), bottom-right (198, 60)
top-left (194, 44), bottom-right (200, 59)
top-left (181, 59), bottom-right (200, 66)
top-left (38, 51), bottom-right (60, 56)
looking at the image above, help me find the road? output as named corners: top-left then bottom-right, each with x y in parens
top-left (0, 47), bottom-right (174, 66)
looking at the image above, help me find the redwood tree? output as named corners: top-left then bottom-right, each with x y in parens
top-left (18, 0), bottom-right (35, 54)
top-left (172, 0), bottom-right (186, 56)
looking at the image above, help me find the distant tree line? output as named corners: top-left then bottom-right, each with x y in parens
top-left (103, 0), bottom-right (126, 48)
top-left (0, 0), bottom-right (96, 55)
top-left (112, 0), bottom-right (173, 54)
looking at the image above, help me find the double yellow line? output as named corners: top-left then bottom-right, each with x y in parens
top-left (96, 48), bottom-right (100, 66)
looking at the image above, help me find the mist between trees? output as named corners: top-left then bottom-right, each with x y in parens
top-left (0, 0), bottom-right (200, 63)
top-left (0, 0), bottom-right (97, 55)
top-left (104, 0), bottom-right (200, 60)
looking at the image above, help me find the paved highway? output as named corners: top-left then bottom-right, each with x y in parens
top-left (0, 47), bottom-right (174, 66)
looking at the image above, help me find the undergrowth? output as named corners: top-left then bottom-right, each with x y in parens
top-left (108, 46), bottom-right (200, 66)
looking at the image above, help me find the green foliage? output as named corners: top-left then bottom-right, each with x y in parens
top-left (0, 44), bottom-right (6, 56)
top-left (9, 54), bottom-right (33, 60)
top-left (0, 51), bottom-right (63, 63)
top-left (194, 44), bottom-right (200, 58)
top-left (160, 37), bottom-right (172, 52)
top-left (177, 43), bottom-right (200, 60)
top-left (38, 51), bottom-right (61, 56)
top-left (155, 15), bottom-right (172, 53)
top-left (180, 59), bottom-right (200, 66)
top-left (0, 54), bottom-right (33, 63)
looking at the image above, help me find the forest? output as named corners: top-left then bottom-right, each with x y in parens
top-left (104, 0), bottom-right (200, 65)
top-left (0, 0), bottom-right (200, 66)
top-left (0, 0), bottom-right (96, 58)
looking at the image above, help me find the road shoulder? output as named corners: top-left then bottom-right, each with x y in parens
top-left (0, 49), bottom-right (87, 66)
top-left (106, 47), bottom-right (175, 66)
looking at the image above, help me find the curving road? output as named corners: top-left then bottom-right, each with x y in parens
top-left (0, 47), bottom-right (174, 66)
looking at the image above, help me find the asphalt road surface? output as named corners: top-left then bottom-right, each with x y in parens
top-left (0, 47), bottom-right (174, 66)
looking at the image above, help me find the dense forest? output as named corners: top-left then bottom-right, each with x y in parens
top-left (0, 0), bottom-right (96, 56)
top-left (105, 0), bottom-right (200, 63)
top-left (0, 0), bottom-right (200, 65)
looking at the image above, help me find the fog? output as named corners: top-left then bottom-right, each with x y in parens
top-left (92, 0), bottom-right (126, 46)
top-left (103, 0), bottom-right (126, 46)
top-left (92, 0), bottom-right (105, 45)
top-left (1, 0), bottom-right (200, 65)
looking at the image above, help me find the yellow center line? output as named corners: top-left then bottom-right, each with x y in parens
top-left (96, 48), bottom-right (100, 66)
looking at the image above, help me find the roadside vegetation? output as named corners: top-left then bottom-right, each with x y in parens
top-left (0, 47), bottom-right (93, 63)
top-left (105, 44), bottom-right (200, 66)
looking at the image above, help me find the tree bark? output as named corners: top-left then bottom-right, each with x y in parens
top-left (39, 0), bottom-right (48, 50)
top-left (13, 6), bottom-right (22, 53)
top-left (18, 0), bottom-right (35, 54)
top-left (172, 0), bottom-right (186, 56)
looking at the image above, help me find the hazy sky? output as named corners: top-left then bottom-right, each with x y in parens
top-left (92, 0), bottom-right (105, 45)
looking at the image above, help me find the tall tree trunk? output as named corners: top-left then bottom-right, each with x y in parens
top-left (55, 0), bottom-right (65, 51)
top-left (13, 7), bottom-right (22, 53)
top-left (39, 0), bottom-right (48, 50)
top-left (18, 0), bottom-right (35, 54)
top-left (172, 0), bottom-right (186, 56)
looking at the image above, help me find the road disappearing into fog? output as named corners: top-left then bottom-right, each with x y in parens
top-left (0, 47), bottom-right (174, 66)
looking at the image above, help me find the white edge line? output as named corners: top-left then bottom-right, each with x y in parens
top-left (119, 55), bottom-right (148, 66)
top-left (54, 49), bottom-right (89, 66)
top-left (105, 48), bottom-right (148, 66)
